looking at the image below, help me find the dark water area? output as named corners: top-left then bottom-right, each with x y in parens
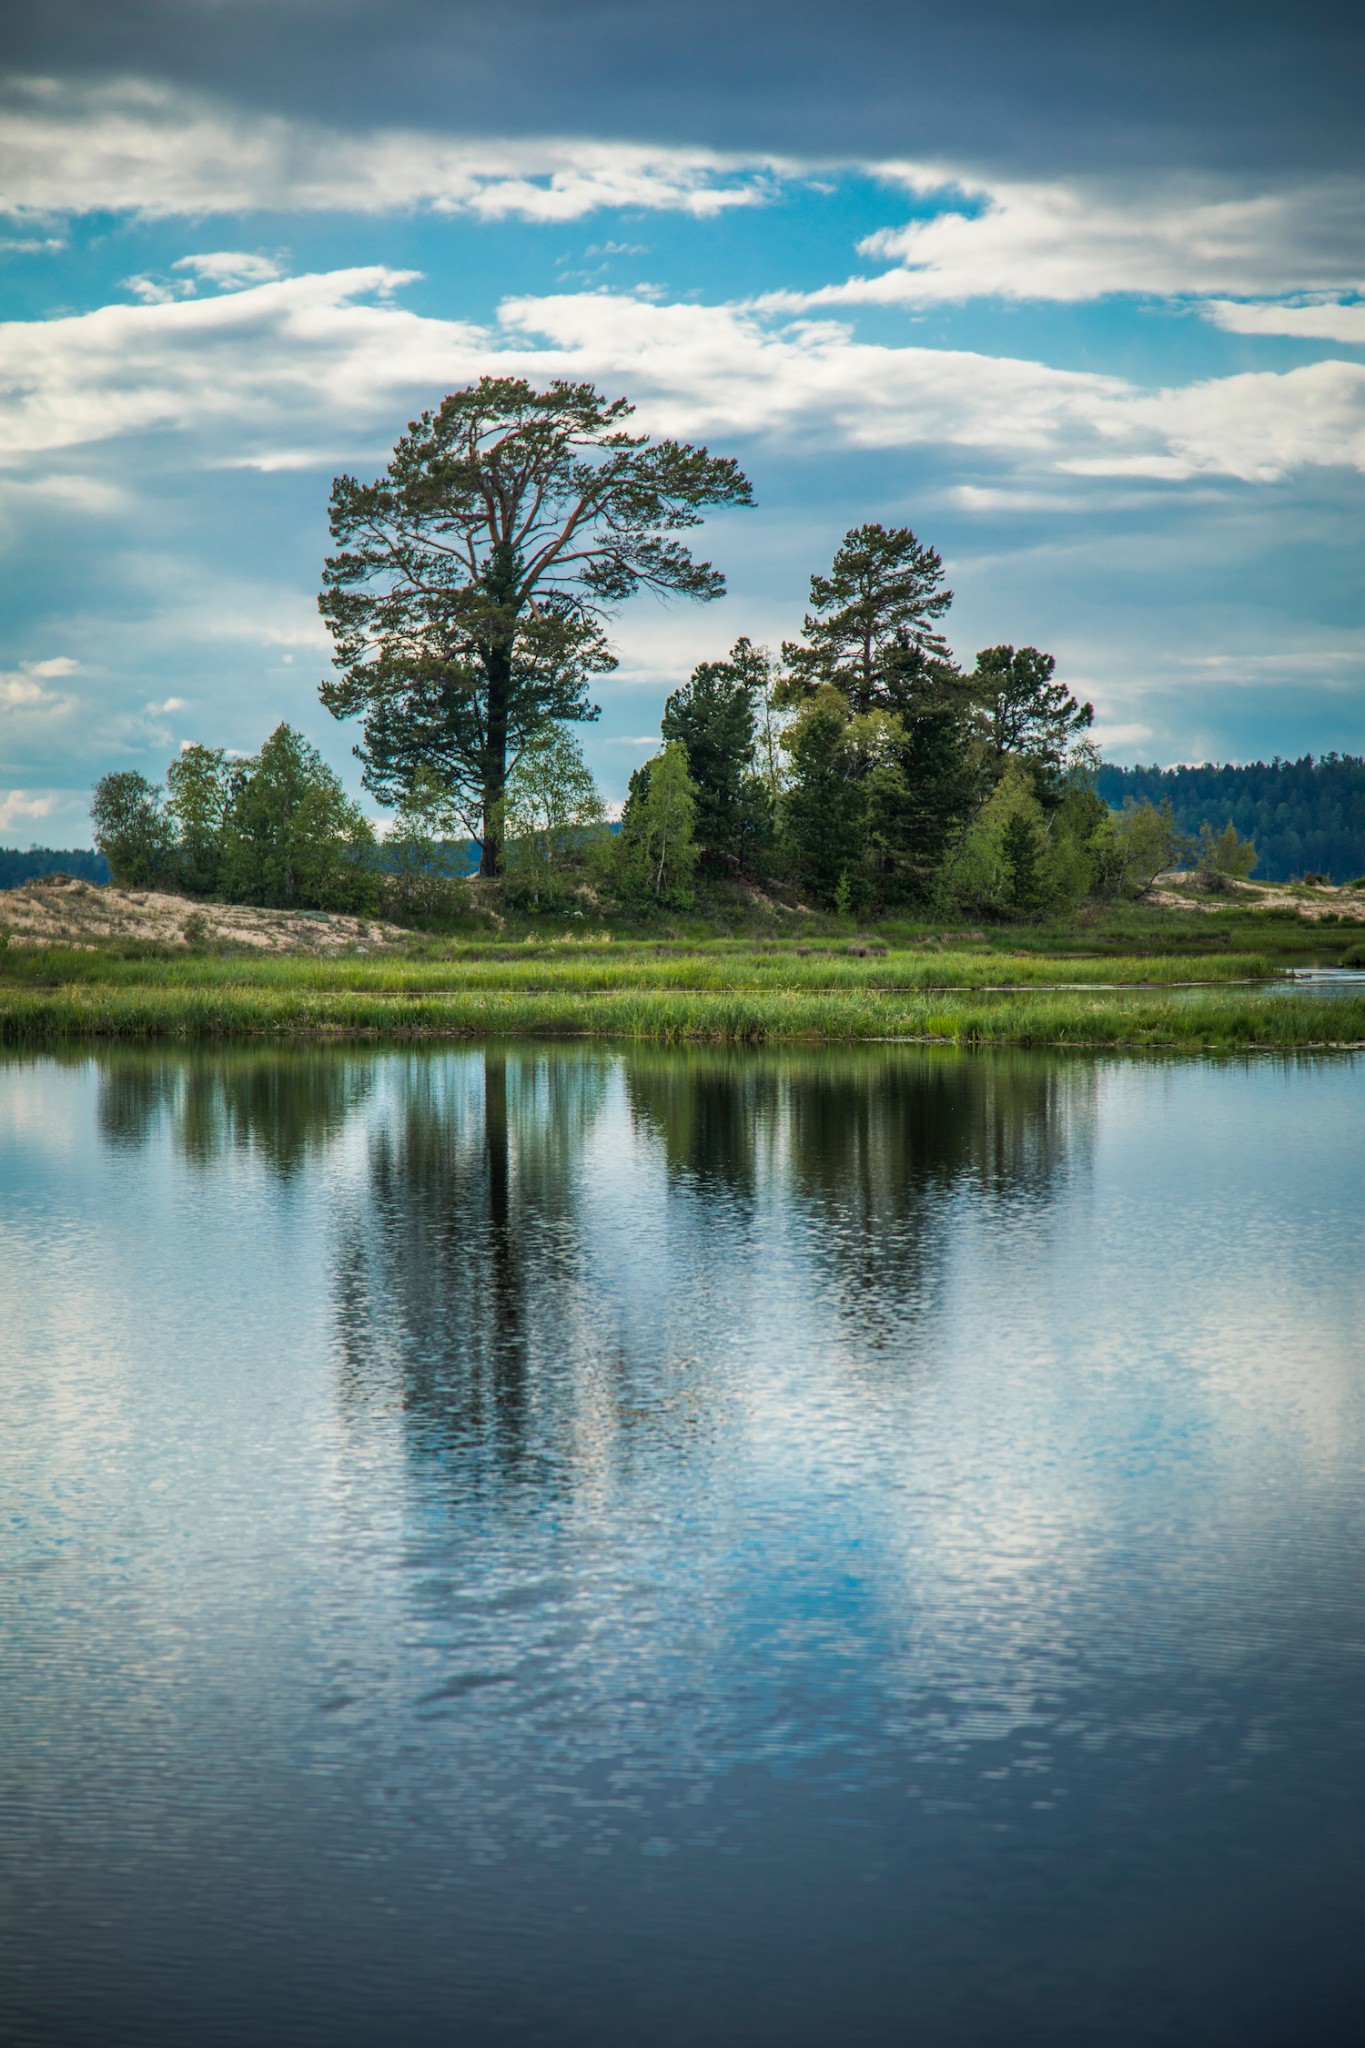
top-left (2, 1043), bottom-right (1363, 2047)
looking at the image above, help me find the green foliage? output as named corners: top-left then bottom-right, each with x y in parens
top-left (220, 724), bottom-right (379, 913)
top-left (1195, 818), bottom-right (1258, 885)
top-left (866, 703), bottom-right (981, 907)
top-left (1095, 755), bottom-right (1365, 883)
top-left (615, 740), bottom-right (700, 903)
top-left (972, 646), bottom-right (1093, 784)
top-left (319, 376), bottom-right (752, 875)
top-left (0, 847), bottom-right (110, 888)
top-left (780, 694), bottom-right (867, 904)
top-left (660, 639), bottom-right (773, 872)
top-left (781, 523), bottom-right (954, 714)
top-left (1089, 797), bottom-right (1190, 899)
top-left (1001, 811), bottom-right (1044, 915)
top-left (941, 760), bottom-right (1091, 919)
top-left (503, 724), bottom-right (606, 903)
top-left (165, 744), bottom-right (231, 896)
top-left (90, 770), bottom-right (176, 888)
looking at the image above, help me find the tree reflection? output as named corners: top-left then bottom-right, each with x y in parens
top-left (93, 1048), bottom-right (371, 1175)
top-left (333, 1042), bottom-right (1092, 1483)
top-left (625, 1044), bottom-right (1093, 1348)
top-left (333, 1047), bottom-right (609, 1481)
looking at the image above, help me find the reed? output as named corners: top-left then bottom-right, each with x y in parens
top-left (2, 976), bottom-right (1360, 1049)
top-left (1, 944), bottom-right (1274, 997)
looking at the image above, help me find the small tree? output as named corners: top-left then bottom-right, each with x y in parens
top-left (221, 724), bottom-right (378, 913)
top-left (779, 693), bottom-right (867, 905)
top-left (616, 740), bottom-right (699, 903)
top-left (165, 744), bottom-right (230, 897)
top-left (1089, 798), bottom-right (1189, 898)
top-left (90, 770), bottom-right (175, 888)
top-left (504, 724), bottom-right (606, 902)
top-left (1195, 818), bottom-right (1258, 887)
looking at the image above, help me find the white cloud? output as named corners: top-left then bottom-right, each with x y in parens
top-left (1, 268), bottom-right (1362, 504)
top-left (174, 251), bottom-right (283, 288)
top-left (0, 658), bottom-right (78, 710)
top-left (0, 77), bottom-right (782, 223)
top-left (1203, 298), bottom-right (1365, 344)
top-left (0, 788), bottom-right (57, 832)
top-left (759, 168), bottom-right (1365, 309)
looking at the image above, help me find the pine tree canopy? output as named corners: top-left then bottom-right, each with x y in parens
top-left (319, 377), bottom-right (753, 875)
top-left (781, 523), bottom-right (955, 715)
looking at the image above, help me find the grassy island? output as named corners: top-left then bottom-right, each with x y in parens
top-left (3, 878), bottom-right (1363, 1051)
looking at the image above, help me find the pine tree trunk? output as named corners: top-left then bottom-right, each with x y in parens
top-left (480, 642), bottom-right (512, 878)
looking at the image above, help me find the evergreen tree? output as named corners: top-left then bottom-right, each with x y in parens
top-left (1001, 811), bottom-right (1045, 915)
top-left (660, 641), bottom-right (772, 872)
top-left (973, 645), bottom-right (1093, 784)
top-left (864, 703), bottom-right (981, 906)
top-left (1094, 756), bottom-right (1364, 883)
top-left (320, 377), bottom-right (752, 877)
top-left (782, 523), bottom-right (954, 715)
top-left (780, 695), bottom-right (867, 905)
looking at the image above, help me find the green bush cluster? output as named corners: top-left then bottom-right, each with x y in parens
top-left (91, 724), bottom-right (382, 916)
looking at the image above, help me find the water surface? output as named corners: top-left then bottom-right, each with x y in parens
top-left (2, 1044), bottom-right (1363, 2046)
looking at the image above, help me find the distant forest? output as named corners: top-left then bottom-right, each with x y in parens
top-left (1094, 756), bottom-right (1365, 883)
top-left (0, 845), bottom-right (110, 890)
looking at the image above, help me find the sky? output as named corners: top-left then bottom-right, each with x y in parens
top-left (1, 0), bottom-right (1363, 844)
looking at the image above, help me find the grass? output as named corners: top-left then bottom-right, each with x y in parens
top-left (4, 898), bottom-right (1362, 1049)
top-left (1, 971), bottom-right (1361, 1049)
top-left (0, 942), bottom-right (1277, 995)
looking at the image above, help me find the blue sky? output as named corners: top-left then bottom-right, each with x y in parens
top-left (2, 2), bottom-right (1363, 843)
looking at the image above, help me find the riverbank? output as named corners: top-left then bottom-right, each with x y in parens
top-left (2, 959), bottom-right (1362, 1048)
top-left (5, 881), bottom-right (1365, 1047)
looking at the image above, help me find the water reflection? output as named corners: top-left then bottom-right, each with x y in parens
top-left (330, 1043), bottom-right (1094, 1478)
top-left (334, 1049), bottom-right (610, 1481)
top-left (5, 1044), bottom-right (1364, 2047)
top-left (93, 1046), bottom-right (373, 1175)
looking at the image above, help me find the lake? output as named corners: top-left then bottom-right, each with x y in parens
top-left (2, 1043), bottom-right (1363, 2046)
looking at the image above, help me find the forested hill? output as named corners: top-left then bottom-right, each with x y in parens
top-left (1094, 756), bottom-right (1365, 883)
top-left (1, 846), bottom-right (110, 890)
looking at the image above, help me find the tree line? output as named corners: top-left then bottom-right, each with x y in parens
top-left (1095, 757), bottom-right (1365, 885)
top-left (85, 376), bottom-right (1263, 919)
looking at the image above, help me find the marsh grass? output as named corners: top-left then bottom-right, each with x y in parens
top-left (2, 973), bottom-right (1360, 1050)
top-left (0, 944), bottom-right (1274, 997)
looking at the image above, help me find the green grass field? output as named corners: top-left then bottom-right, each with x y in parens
top-left (1, 941), bottom-right (1361, 1047)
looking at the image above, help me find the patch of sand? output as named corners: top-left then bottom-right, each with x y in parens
top-left (1146, 873), bottom-right (1365, 921)
top-left (0, 876), bottom-right (409, 952)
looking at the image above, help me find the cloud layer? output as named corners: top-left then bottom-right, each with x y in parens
top-left (771, 169), bottom-right (1365, 306)
top-left (3, 266), bottom-right (1362, 489)
top-left (0, 78), bottom-right (781, 222)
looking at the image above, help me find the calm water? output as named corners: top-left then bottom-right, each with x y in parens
top-left (2, 1044), bottom-right (1363, 2047)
